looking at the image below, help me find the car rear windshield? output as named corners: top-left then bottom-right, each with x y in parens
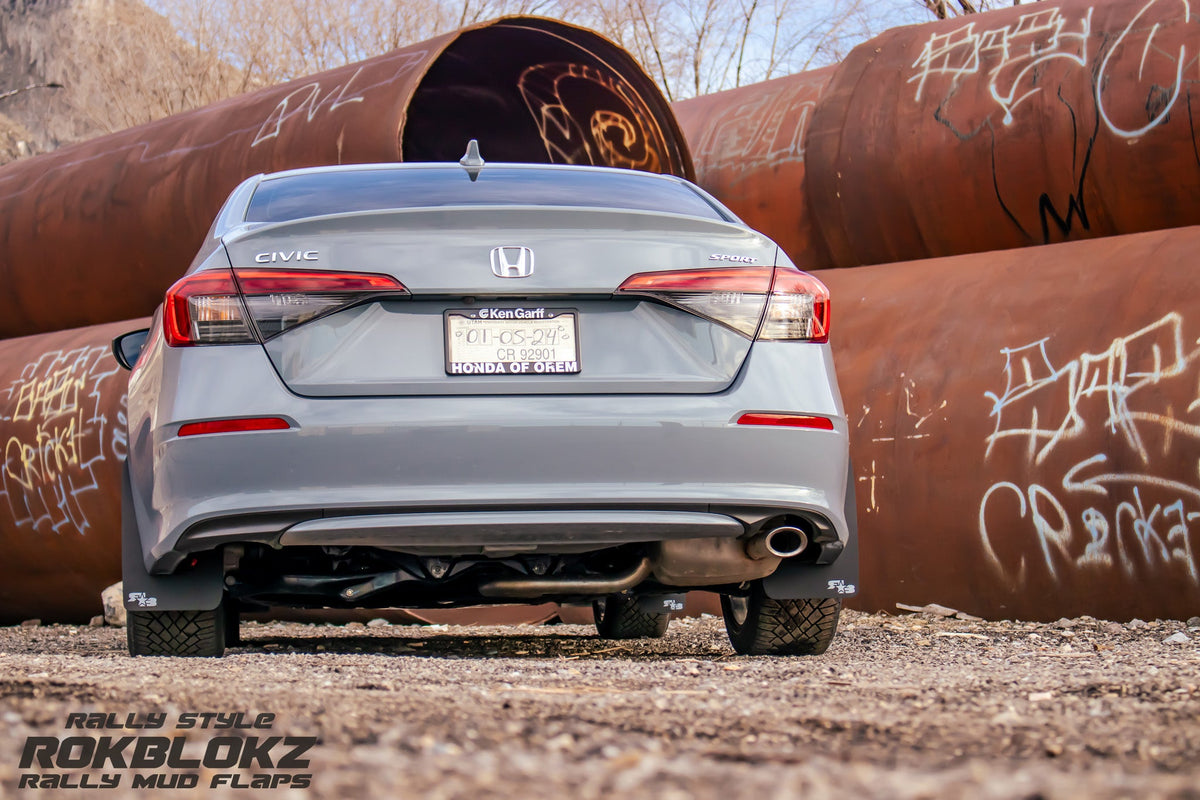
top-left (245, 167), bottom-right (732, 224)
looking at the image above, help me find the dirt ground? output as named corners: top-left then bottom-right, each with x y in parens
top-left (1, 609), bottom-right (1198, 799)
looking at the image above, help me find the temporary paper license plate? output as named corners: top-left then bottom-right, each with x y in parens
top-left (445, 308), bottom-right (581, 375)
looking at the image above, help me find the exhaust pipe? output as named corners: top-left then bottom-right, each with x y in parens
top-left (745, 525), bottom-right (809, 560)
top-left (478, 557), bottom-right (653, 599)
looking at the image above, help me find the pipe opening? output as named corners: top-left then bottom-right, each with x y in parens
top-left (403, 20), bottom-right (692, 178)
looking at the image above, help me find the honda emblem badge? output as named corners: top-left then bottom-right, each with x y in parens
top-left (490, 246), bottom-right (535, 278)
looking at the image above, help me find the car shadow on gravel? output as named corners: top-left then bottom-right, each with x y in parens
top-left (234, 629), bottom-right (727, 661)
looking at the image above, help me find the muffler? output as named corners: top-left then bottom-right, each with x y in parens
top-left (745, 525), bottom-right (809, 560)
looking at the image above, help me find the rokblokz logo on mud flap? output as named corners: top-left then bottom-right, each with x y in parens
top-left (17, 711), bottom-right (316, 790)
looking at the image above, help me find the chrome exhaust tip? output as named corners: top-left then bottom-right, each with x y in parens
top-left (745, 525), bottom-right (809, 560)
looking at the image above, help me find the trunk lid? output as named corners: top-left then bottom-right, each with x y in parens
top-left (222, 207), bottom-right (778, 396)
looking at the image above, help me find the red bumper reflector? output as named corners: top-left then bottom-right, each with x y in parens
top-left (736, 413), bottom-right (835, 431)
top-left (178, 417), bottom-right (292, 437)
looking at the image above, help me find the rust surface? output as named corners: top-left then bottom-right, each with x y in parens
top-left (673, 67), bottom-right (835, 269)
top-left (824, 225), bottom-right (1200, 621)
top-left (678, 0), bottom-right (1200, 270)
top-left (0, 320), bottom-right (140, 622)
top-left (0, 17), bottom-right (691, 340)
top-left (807, 0), bottom-right (1200, 268)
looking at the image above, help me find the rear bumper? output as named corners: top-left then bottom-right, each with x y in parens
top-left (127, 340), bottom-right (850, 573)
top-left (277, 510), bottom-right (744, 552)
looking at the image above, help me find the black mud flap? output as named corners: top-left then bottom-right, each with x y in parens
top-left (762, 463), bottom-right (859, 600)
top-left (636, 594), bottom-right (687, 614)
top-left (122, 463), bottom-right (224, 612)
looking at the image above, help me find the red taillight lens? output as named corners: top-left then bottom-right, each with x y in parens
top-left (736, 413), bottom-right (835, 430)
top-left (615, 266), bottom-right (830, 341)
top-left (163, 269), bottom-right (408, 346)
top-left (234, 270), bottom-right (404, 293)
top-left (164, 271), bottom-right (254, 346)
top-left (177, 417), bottom-right (292, 436)
top-left (617, 267), bottom-right (776, 294)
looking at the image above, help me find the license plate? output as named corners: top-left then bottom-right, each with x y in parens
top-left (445, 308), bottom-right (581, 375)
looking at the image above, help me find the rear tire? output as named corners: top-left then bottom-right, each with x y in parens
top-left (721, 583), bottom-right (840, 655)
top-left (593, 594), bottom-right (670, 639)
top-left (127, 602), bottom-right (227, 657)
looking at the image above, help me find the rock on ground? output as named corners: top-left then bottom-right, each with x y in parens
top-left (100, 582), bottom-right (125, 628)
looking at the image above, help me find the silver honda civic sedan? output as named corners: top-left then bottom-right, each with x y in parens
top-left (113, 145), bottom-right (856, 657)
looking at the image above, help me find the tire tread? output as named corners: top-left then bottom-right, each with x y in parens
top-left (723, 589), bottom-right (840, 656)
top-left (594, 595), bottom-right (670, 639)
top-left (127, 608), bottom-right (225, 657)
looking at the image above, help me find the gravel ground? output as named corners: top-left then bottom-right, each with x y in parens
top-left (1, 609), bottom-right (1198, 799)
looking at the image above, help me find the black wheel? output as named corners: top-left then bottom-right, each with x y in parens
top-left (127, 602), bottom-right (227, 657)
top-left (721, 583), bottom-right (840, 655)
top-left (593, 593), bottom-right (670, 639)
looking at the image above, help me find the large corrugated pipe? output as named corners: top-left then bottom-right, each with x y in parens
top-left (0, 17), bottom-right (692, 339)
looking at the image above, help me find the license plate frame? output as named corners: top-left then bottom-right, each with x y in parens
top-left (444, 307), bottom-right (581, 376)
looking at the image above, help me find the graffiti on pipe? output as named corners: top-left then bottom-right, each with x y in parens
top-left (252, 50), bottom-right (430, 149)
top-left (979, 312), bottom-right (1200, 585)
top-left (1, 346), bottom-right (126, 535)
top-left (909, 7), bottom-right (1093, 122)
top-left (519, 63), bottom-right (666, 172)
top-left (908, 1), bottom-right (1190, 140)
top-left (687, 79), bottom-right (820, 175)
top-left (907, 1), bottom-right (1196, 244)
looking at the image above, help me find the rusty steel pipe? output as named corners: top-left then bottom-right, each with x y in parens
top-left (0, 319), bottom-right (140, 622)
top-left (824, 225), bottom-right (1200, 622)
top-left (677, 0), bottom-right (1200, 270)
top-left (807, 0), bottom-right (1200, 268)
top-left (0, 16), bottom-right (692, 340)
top-left (672, 67), bottom-right (836, 270)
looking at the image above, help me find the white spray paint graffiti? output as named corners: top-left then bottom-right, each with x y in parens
top-left (251, 50), bottom-right (430, 149)
top-left (910, 7), bottom-right (1092, 123)
top-left (0, 346), bottom-right (126, 536)
top-left (909, 0), bottom-right (1192, 139)
top-left (518, 63), bottom-right (666, 172)
top-left (979, 313), bottom-right (1200, 585)
top-left (687, 78), bottom-right (821, 175)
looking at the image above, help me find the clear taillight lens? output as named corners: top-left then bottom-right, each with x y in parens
top-left (163, 269), bottom-right (408, 346)
top-left (615, 267), bottom-right (773, 337)
top-left (615, 266), bottom-right (829, 341)
top-left (759, 270), bottom-right (830, 343)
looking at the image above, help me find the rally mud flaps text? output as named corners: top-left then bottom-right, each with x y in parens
top-left (17, 711), bottom-right (315, 789)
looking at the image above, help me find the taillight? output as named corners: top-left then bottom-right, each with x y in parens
top-left (615, 267), bottom-right (830, 341)
top-left (164, 271), bottom-right (254, 346)
top-left (235, 269), bottom-right (407, 340)
top-left (616, 267), bottom-right (773, 337)
top-left (163, 269), bottom-right (408, 346)
top-left (760, 269), bottom-right (830, 343)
